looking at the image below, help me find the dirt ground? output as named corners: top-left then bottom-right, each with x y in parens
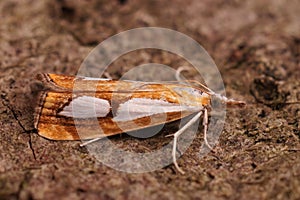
top-left (1, 0), bottom-right (300, 199)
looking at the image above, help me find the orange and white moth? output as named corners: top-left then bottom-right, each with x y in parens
top-left (34, 73), bottom-right (246, 173)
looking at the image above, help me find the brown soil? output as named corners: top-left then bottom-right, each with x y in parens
top-left (0, 0), bottom-right (299, 199)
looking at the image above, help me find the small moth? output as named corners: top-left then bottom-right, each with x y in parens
top-left (34, 73), bottom-right (246, 173)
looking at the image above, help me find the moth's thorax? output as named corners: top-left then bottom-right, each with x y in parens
top-left (167, 85), bottom-right (211, 108)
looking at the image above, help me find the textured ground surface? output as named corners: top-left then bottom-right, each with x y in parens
top-left (1, 0), bottom-right (300, 199)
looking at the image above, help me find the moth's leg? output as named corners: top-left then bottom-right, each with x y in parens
top-left (171, 112), bottom-right (202, 174)
top-left (203, 107), bottom-right (213, 149)
top-left (80, 137), bottom-right (103, 147)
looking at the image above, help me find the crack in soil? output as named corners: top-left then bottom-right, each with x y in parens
top-left (1, 94), bottom-right (37, 160)
top-left (28, 134), bottom-right (37, 160)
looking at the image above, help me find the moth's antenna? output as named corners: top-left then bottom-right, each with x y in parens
top-left (175, 66), bottom-right (191, 82)
top-left (175, 66), bottom-right (217, 94)
top-left (103, 72), bottom-right (112, 79)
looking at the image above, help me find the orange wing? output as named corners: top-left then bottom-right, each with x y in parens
top-left (35, 74), bottom-right (210, 140)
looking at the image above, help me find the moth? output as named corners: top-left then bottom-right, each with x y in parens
top-left (34, 73), bottom-right (246, 173)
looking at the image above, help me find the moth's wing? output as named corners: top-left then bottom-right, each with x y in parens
top-left (36, 73), bottom-right (168, 93)
top-left (35, 74), bottom-right (201, 140)
top-left (35, 92), bottom-right (198, 140)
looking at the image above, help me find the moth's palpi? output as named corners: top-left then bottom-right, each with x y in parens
top-left (34, 73), bottom-right (246, 173)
